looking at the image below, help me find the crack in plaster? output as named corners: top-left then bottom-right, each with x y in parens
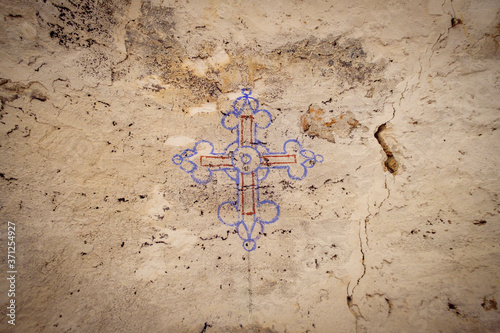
top-left (347, 176), bottom-right (393, 332)
top-left (373, 82), bottom-right (408, 175)
top-left (346, 78), bottom-right (409, 330)
top-left (429, 0), bottom-right (467, 65)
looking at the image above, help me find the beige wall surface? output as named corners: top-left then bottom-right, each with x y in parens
top-left (0, 0), bottom-right (499, 332)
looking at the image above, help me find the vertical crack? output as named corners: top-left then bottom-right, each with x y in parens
top-left (347, 79), bottom-right (405, 328)
top-left (374, 82), bottom-right (408, 175)
top-left (346, 217), bottom-right (367, 332)
top-left (347, 178), bottom-right (392, 331)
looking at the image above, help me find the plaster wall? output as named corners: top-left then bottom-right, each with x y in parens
top-left (0, 0), bottom-right (499, 332)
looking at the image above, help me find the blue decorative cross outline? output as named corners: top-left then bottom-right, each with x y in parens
top-left (173, 89), bottom-right (323, 251)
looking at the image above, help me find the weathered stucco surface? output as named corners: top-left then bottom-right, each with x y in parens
top-left (0, 0), bottom-right (499, 332)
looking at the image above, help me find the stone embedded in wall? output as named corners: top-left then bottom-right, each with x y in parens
top-left (301, 104), bottom-right (361, 143)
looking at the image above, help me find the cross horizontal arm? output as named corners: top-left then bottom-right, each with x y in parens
top-left (261, 154), bottom-right (297, 167)
top-left (200, 155), bottom-right (232, 168)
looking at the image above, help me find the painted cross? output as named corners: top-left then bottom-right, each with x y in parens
top-left (172, 89), bottom-right (323, 251)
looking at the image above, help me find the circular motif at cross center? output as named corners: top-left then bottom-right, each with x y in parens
top-left (231, 146), bottom-right (261, 174)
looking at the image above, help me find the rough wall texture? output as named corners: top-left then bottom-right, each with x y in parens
top-left (0, 0), bottom-right (499, 332)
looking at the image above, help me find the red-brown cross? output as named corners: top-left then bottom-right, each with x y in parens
top-left (172, 89), bottom-right (323, 251)
top-left (200, 114), bottom-right (297, 219)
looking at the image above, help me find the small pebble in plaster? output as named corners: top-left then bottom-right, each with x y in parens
top-left (451, 17), bottom-right (463, 28)
top-left (481, 296), bottom-right (497, 311)
top-left (448, 302), bottom-right (463, 316)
